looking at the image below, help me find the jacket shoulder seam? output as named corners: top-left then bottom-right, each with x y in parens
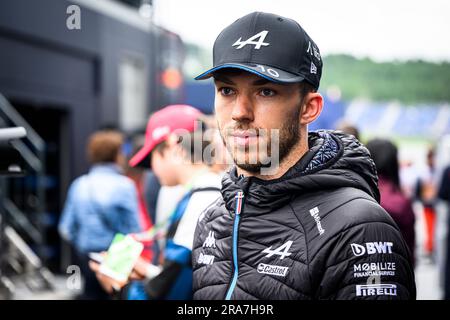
top-left (320, 194), bottom-right (378, 222)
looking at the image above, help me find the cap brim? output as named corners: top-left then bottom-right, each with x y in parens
top-left (194, 63), bottom-right (305, 83)
top-left (129, 141), bottom-right (155, 168)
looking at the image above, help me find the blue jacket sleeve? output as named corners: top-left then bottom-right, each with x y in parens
top-left (109, 180), bottom-right (142, 234)
top-left (58, 181), bottom-right (78, 244)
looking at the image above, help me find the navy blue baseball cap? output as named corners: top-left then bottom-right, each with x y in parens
top-left (195, 12), bottom-right (323, 90)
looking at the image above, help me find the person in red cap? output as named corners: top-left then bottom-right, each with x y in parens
top-left (90, 104), bottom-right (222, 300)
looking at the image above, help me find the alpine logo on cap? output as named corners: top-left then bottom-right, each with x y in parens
top-left (232, 30), bottom-right (270, 49)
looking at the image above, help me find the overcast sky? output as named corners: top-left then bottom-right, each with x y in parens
top-left (152, 0), bottom-right (450, 62)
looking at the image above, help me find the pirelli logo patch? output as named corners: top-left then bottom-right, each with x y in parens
top-left (356, 284), bottom-right (397, 297)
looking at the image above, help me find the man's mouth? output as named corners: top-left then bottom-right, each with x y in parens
top-left (230, 130), bottom-right (259, 147)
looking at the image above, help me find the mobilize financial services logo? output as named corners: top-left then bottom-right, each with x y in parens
top-left (353, 262), bottom-right (396, 278)
top-left (350, 242), bottom-right (394, 257)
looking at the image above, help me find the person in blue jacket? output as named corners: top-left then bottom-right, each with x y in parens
top-left (59, 129), bottom-right (142, 299)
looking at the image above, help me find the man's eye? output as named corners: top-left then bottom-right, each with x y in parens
top-left (260, 88), bottom-right (276, 97)
top-left (220, 87), bottom-right (235, 96)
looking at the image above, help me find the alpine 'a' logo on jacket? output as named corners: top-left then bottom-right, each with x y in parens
top-left (262, 240), bottom-right (293, 259)
top-left (203, 231), bottom-right (216, 249)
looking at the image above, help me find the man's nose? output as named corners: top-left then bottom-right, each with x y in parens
top-left (231, 94), bottom-right (254, 122)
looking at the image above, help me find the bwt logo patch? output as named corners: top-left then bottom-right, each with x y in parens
top-left (350, 242), bottom-right (394, 257)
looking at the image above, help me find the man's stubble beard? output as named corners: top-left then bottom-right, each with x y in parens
top-left (219, 105), bottom-right (301, 174)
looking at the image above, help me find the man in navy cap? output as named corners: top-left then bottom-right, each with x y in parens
top-left (192, 12), bottom-right (416, 300)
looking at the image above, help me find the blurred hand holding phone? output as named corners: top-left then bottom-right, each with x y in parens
top-left (88, 252), bottom-right (105, 264)
top-left (91, 233), bottom-right (144, 284)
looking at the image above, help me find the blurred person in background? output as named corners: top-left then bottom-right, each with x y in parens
top-left (124, 135), bottom-right (160, 262)
top-left (415, 147), bottom-right (438, 259)
top-left (125, 137), bottom-right (176, 269)
top-left (58, 130), bottom-right (142, 299)
top-left (336, 120), bottom-right (361, 141)
top-left (366, 139), bottom-right (416, 264)
top-left (438, 164), bottom-right (450, 299)
top-left (90, 105), bottom-right (222, 300)
top-left (123, 136), bottom-right (162, 299)
top-left (399, 159), bottom-right (418, 200)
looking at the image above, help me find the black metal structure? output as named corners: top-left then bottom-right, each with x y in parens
top-left (0, 0), bottom-right (185, 282)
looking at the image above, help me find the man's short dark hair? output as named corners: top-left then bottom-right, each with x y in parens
top-left (299, 81), bottom-right (316, 97)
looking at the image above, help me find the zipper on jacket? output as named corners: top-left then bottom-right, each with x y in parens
top-left (225, 191), bottom-right (244, 300)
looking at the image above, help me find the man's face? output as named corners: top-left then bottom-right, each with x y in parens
top-left (214, 70), bottom-right (303, 173)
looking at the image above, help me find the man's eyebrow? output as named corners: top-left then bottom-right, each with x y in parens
top-left (252, 78), bottom-right (271, 86)
top-left (213, 75), bottom-right (235, 85)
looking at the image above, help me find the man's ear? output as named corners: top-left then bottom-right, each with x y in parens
top-left (166, 133), bottom-right (180, 147)
top-left (300, 92), bottom-right (323, 125)
top-left (166, 133), bottom-right (187, 162)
